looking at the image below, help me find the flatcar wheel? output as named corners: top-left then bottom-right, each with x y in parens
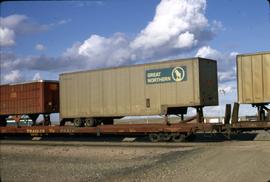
top-left (149, 133), bottom-right (160, 142)
top-left (74, 118), bottom-right (83, 127)
top-left (85, 118), bottom-right (95, 127)
top-left (171, 133), bottom-right (186, 142)
top-left (160, 133), bottom-right (171, 141)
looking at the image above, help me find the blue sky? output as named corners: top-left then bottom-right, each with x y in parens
top-left (1, 0), bottom-right (269, 117)
top-left (1, 0), bottom-right (269, 56)
top-left (1, 1), bottom-right (159, 56)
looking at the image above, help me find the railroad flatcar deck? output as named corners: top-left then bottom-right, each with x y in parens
top-left (1, 121), bottom-right (270, 142)
top-left (0, 123), bottom-right (221, 135)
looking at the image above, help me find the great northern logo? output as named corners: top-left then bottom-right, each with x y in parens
top-left (172, 67), bottom-right (185, 82)
top-left (146, 66), bottom-right (187, 84)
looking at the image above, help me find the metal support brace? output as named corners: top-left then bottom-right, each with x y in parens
top-left (164, 114), bottom-right (170, 125)
top-left (181, 114), bottom-right (184, 121)
top-left (224, 104), bottom-right (231, 125)
top-left (196, 107), bottom-right (204, 123)
top-left (263, 105), bottom-right (270, 121)
top-left (96, 127), bottom-right (100, 136)
top-left (232, 103), bottom-right (239, 123)
top-left (223, 104), bottom-right (232, 139)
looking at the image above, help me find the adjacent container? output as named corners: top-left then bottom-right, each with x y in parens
top-left (0, 80), bottom-right (59, 116)
top-left (60, 57), bottom-right (218, 120)
top-left (237, 51), bottom-right (270, 104)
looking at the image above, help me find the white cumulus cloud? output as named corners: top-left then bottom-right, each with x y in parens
top-left (0, 27), bottom-right (15, 46)
top-left (195, 46), bottom-right (220, 58)
top-left (175, 31), bottom-right (197, 48)
top-left (0, 14), bottom-right (32, 47)
top-left (3, 70), bottom-right (22, 83)
top-left (61, 0), bottom-right (220, 69)
top-left (32, 72), bottom-right (42, 80)
top-left (77, 33), bottom-right (132, 67)
top-left (35, 43), bottom-right (46, 51)
top-left (0, 14), bottom-right (28, 29)
top-left (0, 14), bottom-right (71, 47)
top-left (131, 0), bottom-right (208, 51)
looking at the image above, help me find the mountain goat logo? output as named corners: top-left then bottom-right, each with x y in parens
top-left (172, 67), bottom-right (185, 82)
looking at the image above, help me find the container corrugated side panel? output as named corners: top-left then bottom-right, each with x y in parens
top-left (0, 82), bottom-right (59, 115)
top-left (237, 52), bottom-right (270, 104)
top-left (0, 85), bottom-right (8, 115)
top-left (239, 55), bottom-right (253, 103)
top-left (130, 66), bottom-right (146, 115)
top-left (252, 54), bottom-right (264, 103)
top-left (60, 75), bottom-right (76, 118)
top-left (116, 67), bottom-right (131, 115)
top-left (263, 53), bottom-right (270, 102)
top-left (60, 58), bottom-right (214, 118)
top-left (76, 73), bottom-right (90, 116)
top-left (103, 69), bottom-right (117, 115)
top-left (90, 71), bottom-right (103, 115)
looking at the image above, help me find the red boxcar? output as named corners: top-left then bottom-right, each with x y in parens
top-left (0, 80), bottom-right (59, 126)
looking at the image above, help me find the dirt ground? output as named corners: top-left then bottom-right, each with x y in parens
top-left (1, 138), bottom-right (270, 182)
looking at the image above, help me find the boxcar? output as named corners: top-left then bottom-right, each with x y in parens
top-left (60, 57), bottom-right (218, 126)
top-left (0, 80), bottom-right (59, 126)
top-left (237, 51), bottom-right (270, 120)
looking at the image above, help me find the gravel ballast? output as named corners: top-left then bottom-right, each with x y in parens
top-left (1, 140), bottom-right (270, 182)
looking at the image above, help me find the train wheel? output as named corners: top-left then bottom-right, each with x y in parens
top-left (160, 133), bottom-right (171, 141)
top-left (74, 118), bottom-right (83, 127)
top-left (149, 133), bottom-right (160, 142)
top-left (85, 118), bottom-right (95, 127)
top-left (171, 133), bottom-right (186, 142)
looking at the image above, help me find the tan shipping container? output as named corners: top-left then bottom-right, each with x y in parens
top-left (237, 52), bottom-right (270, 104)
top-left (60, 58), bottom-right (218, 119)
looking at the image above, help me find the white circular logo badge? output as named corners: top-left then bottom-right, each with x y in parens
top-left (172, 67), bottom-right (185, 82)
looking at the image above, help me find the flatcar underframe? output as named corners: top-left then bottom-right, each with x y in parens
top-left (1, 103), bottom-right (269, 142)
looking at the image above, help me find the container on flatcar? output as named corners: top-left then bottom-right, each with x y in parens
top-left (60, 57), bottom-right (218, 125)
top-left (0, 80), bottom-right (59, 125)
top-left (237, 52), bottom-right (270, 104)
